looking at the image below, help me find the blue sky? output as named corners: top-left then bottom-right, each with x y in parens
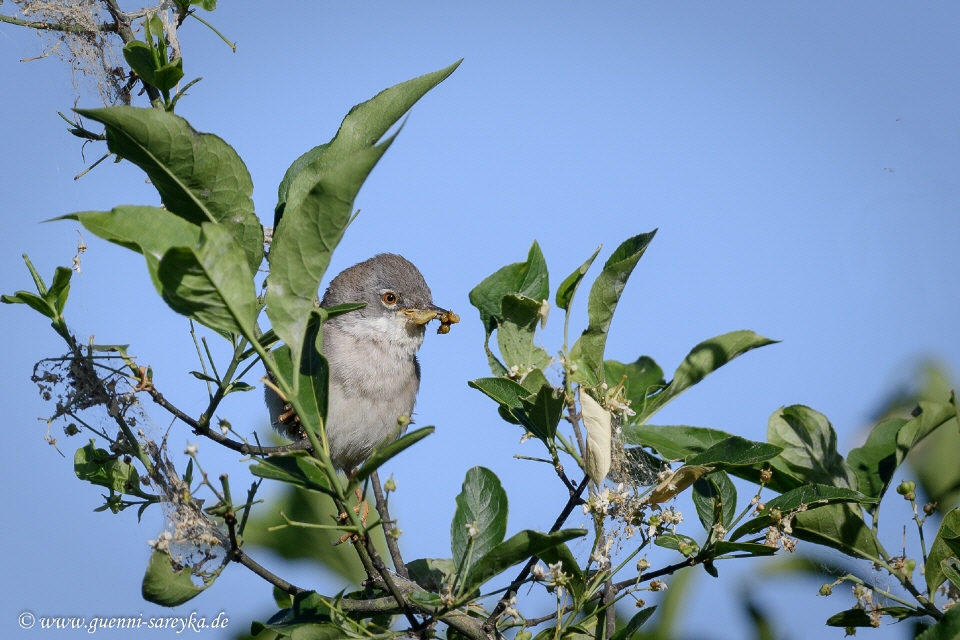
top-left (2, 3), bottom-right (959, 639)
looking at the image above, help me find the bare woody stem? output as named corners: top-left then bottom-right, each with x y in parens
top-left (372, 470), bottom-right (409, 579)
top-left (0, 12), bottom-right (117, 32)
top-left (484, 475), bottom-right (590, 632)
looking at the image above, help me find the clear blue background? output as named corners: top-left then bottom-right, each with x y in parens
top-left (2, 3), bottom-right (958, 638)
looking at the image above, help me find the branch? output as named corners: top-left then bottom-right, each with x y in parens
top-left (100, 0), bottom-right (161, 103)
top-left (372, 470), bottom-right (408, 579)
top-left (145, 387), bottom-right (313, 455)
top-left (233, 550), bottom-right (306, 595)
top-left (484, 475), bottom-right (590, 632)
top-left (0, 12), bottom-right (117, 33)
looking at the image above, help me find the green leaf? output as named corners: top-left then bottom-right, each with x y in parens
top-left (825, 608), bottom-right (874, 628)
top-left (555, 245), bottom-right (601, 312)
top-left (693, 471), bottom-right (737, 532)
top-left (270, 332), bottom-right (328, 436)
top-left (74, 440), bottom-right (148, 498)
top-left (122, 41), bottom-right (158, 86)
top-left (1, 290), bottom-right (55, 318)
top-left (846, 417), bottom-right (910, 513)
top-left (636, 330), bottom-right (778, 423)
top-left (462, 529), bottom-right (586, 595)
top-left (766, 405), bottom-right (856, 489)
top-left (469, 241), bottom-right (549, 335)
top-left (276, 60), bottom-right (462, 222)
top-left (266, 135), bottom-right (397, 372)
top-left (604, 356), bottom-right (665, 413)
top-left (517, 384), bottom-right (565, 444)
top-left (47, 266), bottom-right (72, 315)
top-left (916, 606), bottom-right (960, 640)
top-left (610, 606), bottom-right (658, 640)
top-left (249, 452), bottom-right (334, 496)
top-left (655, 533), bottom-right (700, 556)
top-left (497, 294), bottom-right (552, 371)
top-left (405, 558), bottom-right (455, 592)
top-left (926, 507), bottom-right (960, 595)
top-left (942, 557), bottom-right (960, 590)
top-left (622, 424), bottom-right (735, 461)
top-left (158, 223), bottom-right (258, 338)
top-left (569, 231), bottom-right (656, 385)
top-left (451, 467), bottom-right (509, 572)
top-left (141, 550), bottom-right (210, 607)
top-left (59, 206), bottom-right (201, 294)
top-left (730, 485), bottom-right (877, 541)
top-left (791, 503), bottom-right (881, 561)
top-left (896, 401), bottom-right (959, 460)
top-left (74, 106), bottom-right (263, 273)
top-left (712, 541), bottom-right (777, 557)
top-left (686, 436), bottom-right (782, 469)
top-left (352, 426), bottom-right (435, 486)
top-left (538, 543), bottom-right (585, 601)
top-left (152, 57), bottom-right (184, 92)
top-left (468, 377), bottom-right (530, 411)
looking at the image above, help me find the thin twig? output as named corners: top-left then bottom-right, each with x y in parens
top-left (484, 476), bottom-right (590, 632)
top-left (234, 550), bottom-right (305, 595)
top-left (372, 470), bottom-right (408, 579)
top-left (0, 12), bottom-right (117, 33)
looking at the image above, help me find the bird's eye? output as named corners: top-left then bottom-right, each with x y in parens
top-left (381, 292), bottom-right (398, 306)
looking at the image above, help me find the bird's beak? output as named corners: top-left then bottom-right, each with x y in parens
top-left (401, 305), bottom-right (460, 334)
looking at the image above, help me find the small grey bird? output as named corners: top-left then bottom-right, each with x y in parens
top-left (265, 254), bottom-right (457, 470)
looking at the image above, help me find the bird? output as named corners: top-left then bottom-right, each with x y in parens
top-left (264, 253), bottom-right (457, 470)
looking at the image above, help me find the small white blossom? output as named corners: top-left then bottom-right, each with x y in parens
top-left (184, 443), bottom-right (198, 456)
top-left (465, 522), bottom-right (479, 539)
top-left (531, 563), bottom-right (546, 580)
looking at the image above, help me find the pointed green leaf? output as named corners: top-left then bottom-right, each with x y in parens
top-left (655, 533), bottom-right (700, 555)
top-left (496, 294), bottom-right (552, 371)
top-left (59, 206), bottom-right (201, 294)
top-left (693, 471), bottom-right (737, 532)
top-left (1, 290), bottom-right (56, 318)
top-left (636, 330), bottom-right (778, 423)
top-left (266, 134), bottom-right (397, 372)
top-left (141, 550), bottom-right (210, 607)
top-left (469, 241), bottom-right (549, 336)
top-left (766, 405), bottom-right (856, 489)
top-left (468, 377), bottom-right (530, 411)
top-left (122, 41), bottom-right (158, 86)
top-left (790, 503), bottom-right (881, 561)
top-left (152, 57), bottom-right (184, 92)
top-left (74, 439), bottom-right (150, 498)
top-left (462, 529), bottom-right (586, 596)
top-left (46, 266), bottom-right (72, 315)
top-left (517, 384), bottom-right (564, 444)
top-left (916, 606), bottom-right (960, 640)
top-left (622, 424), bottom-right (735, 461)
top-left (157, 223), bottom-right (258, 338)
top-left (74, 107), bottom-right (262, 273)
top-left (847, 417), bottom-right (909, 513)
top-left (555, 245), bottom-right (601, 312)
top-left (569, 231), bottom-right (656, 385)
top-left (451, 467), bottom-right (509, 572)
top-left (942, 557), bottom-right (960, 590)
top-left (276, 60), bottom-right (462, 220)
top-left (538, 543), bottom-right (585, 601)
top-left (926, 507), bottom-right (960, 595)
top-left (249, 452), bottom-right (334, 496)
top-left (604, 356), bottom-right (665, 413)
top-left (729, 485), bottom-right (877, 541)
top-left (405, 558), bottom-right (456, 592)
top-left (713, 541), bottom-right (777, 557)
top-left (611, 606), bottom-right (658, 640)
top-left (352, 426), bottom-right (435, 486)
top-left (687, 436), bottom-right (782, 469)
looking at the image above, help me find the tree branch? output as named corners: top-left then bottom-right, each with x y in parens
top-left (0, 12), bottom-right (117, 33)
top-left (372, 470), bottom-right (408, 579)
top-left (484, 475), bottom-right (590, 632)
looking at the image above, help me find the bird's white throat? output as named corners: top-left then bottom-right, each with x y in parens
top-left (336, 312), bottom-right (426, 359)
